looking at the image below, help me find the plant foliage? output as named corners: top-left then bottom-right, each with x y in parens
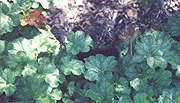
top-left (66, 31), bottom-right (93, 55)
top-left (0, 0), bottom-right (180, 102)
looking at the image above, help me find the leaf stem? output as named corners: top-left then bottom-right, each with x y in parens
top-left (130, 42), bottom-right (132, 55)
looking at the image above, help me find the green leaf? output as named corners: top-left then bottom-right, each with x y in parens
top-left (167, 14), bottom-right (180, 37)
top-left (30, 34), bottom-right (51, 53)
top-left (27, 73), bottom-right (44, 89)
top-left (0, 68), bottom-right (17, 96)
top-left (0, 27), bottom-right (20, 41)
top-left (130, 78), bottom-right (154, 100)
top-left (6, 51), bottom-right (35, 71)
top-left (62, 93), bottom-right (73, 103)
top-left (115, 77), bottom-right (131, 95)
top-left (2, 3), bottom-right (21, 27)
top-left (0, 56), bottom-right (6, 69)
top-left (58, 71), bottom-right (66, 84)
top-left (97, 71), bottom-right (114, 83)
top-left (37, 57), bottom-right (60, 87)
top-left (14, 77), bottom-right (52, 101)
top-left (85, 82), bottom-right (114, 102)
top-left (171, 41), bottom-right (180, 54)
top-left (158, 88), bottom-right (180, 103)
top-left (1, 68), bottom-right (15, 84)
top-left (11, 0), bottom-right (31, 11)
top-left (22, 61), bottom-right (38, 77)
top-left (133, 93), bottom-right (149, 103)
top-left (22, 57), bottom-right (61, 87)
top-left (54, 45), bottom-right (67, 65)
top-left (60, 55), bottom-right (85, 75)
top-left (0, 40), bottom-right (7, 54)
top-left (117, 55), bottom-right (136, 77)
top-left (0, 2), bottom-right (23, 35)
top-left (169, 54), bottom-right (180, 77)
top-left (31, 30), bottom-right (60, 61)
top-left (38, 57), bottom-right (59, 75)
top-left (114, 39), bottom-right (129, 57)
top-left (73, 89), bottom-right (93, 102)
top-left (0, 12), bottom-right (14, 35)
top-left (125, 62), bottom-right (155, 81)
top-left (8, 14), bottom-right (20, 26)
top-left (0, 77), bottom-right (6, 95)
top-left (4, 84), bottom-right (17, 97)
top-left (19, 25), bottom-right (41, 39)
top-left (84, 54), bottom-right (117, 81)
top-left (117, 96), bottom-right (133, 103)
top-left (172, 78), bottom-right (180, 91)
top-left (30, 0), bottom-right (40, 8)
top-left (66, 31), bottom-right (93, 55)
top-left (1, 2), bottom-right (9, 15)
top-left (8, 3), bottom-right (21, 14)
top-left (65, 81), bottom-right (93, 102)
top-left (8, 31), bottom-right (60, 61)
top-left (50, 89), bottom-right (62, 100)
top-left (151, 69), bottom-right (172, 98)
top-left (36, 0), bottom-right (53, 9)
top-left (36, 95), bottom-right (56, 103)
top-left (134, 31), bottom-right (171, 69)
top-left (67, 82), bottom-right (77, 96)
top-left (45, 74), bottom-right (60, 88)
top-left (8, 37), bottom-right (36, 57)
top-left (169, 41), bottom-right (180, 77)
top-left (122, 54), bottom-right (136, 68)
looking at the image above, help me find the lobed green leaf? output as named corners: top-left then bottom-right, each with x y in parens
top-left (60, 55), bottom-right (85, 75)
top-left (50, 89), bottom-right (63, 100)
top-left (0, 68), bottom-right (17, 96)
top-left (84, 54), bottom-right (117, 81)
top-left (133, 93), bottom-right (149, 103)
top-left (66, 31), bottom-right (93, 55)
top-left (115, 77), bottom-right (131, 95)
top-left (11, 0), bottom-right (31, 12)
top-left (0, 40), bottom-right (7, 54)
top-left (5, 51), bottom-right (35, 73)
top-left (158, 88), bottom-right (180, 103)
top-left (38, 57), bottom-right (59, 75)
top-left (167, 14), bottom-right (180, 37)
top-left (14, 77), bottom-right (53, 102)
top-left (125, 62), bottom-right (155, 81)
top-left (85, 82), bottom-right (114, 102)
top-left (151, 69), bottom-right (172, 98)
top-left (134, 31), bottom-right (172, 69)
top-left (130, 78), bottom-right (154, 100)
top-left (0, 12), bottom-right (14, 35)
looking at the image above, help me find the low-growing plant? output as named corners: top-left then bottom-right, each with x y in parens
top-left (0, 0), bottom-right (180, 103)
top-left (0, 27), bottom-right (180, 102)
top-left (0, 0), bottom-right (31, 35)
top-left (154, 14), bottom-right (180, 37)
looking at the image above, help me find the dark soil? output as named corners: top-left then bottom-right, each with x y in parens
top-left (45, 0), bottom-right (180, 57)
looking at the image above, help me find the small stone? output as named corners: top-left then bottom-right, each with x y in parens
top-left (125, 9), bottom-right (138, 18)
top-left (123, 0), bottom-right (136, 5)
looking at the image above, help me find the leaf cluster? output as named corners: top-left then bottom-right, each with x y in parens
top-left (0, 0), bottom-right (61, 36)
top-left (154, 14), bottom-right (180, 37)
top-left (1, 0), bottom-right (180, 102)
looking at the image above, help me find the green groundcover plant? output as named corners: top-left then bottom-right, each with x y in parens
top-left (1, 0), bottom-right (180, 102)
